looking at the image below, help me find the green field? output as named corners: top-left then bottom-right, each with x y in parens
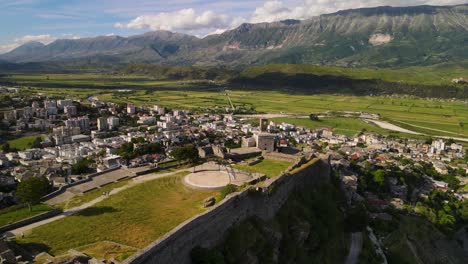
top-left (272, 117), bottom-right (391, 137)
top-left (18, 172), bottom-right (218, 259)
top-left (241, 63), bottom-right (468, 86)
top-left (0, 204), bottom-right (53, 227)
top-left (7, 136), bottom-right (41, 150)
top-left (4, 74), bottom-right (468, 139)
top-left (233, 159), bottom-right (292, 178)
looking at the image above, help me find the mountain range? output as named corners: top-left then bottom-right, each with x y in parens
top-left (1, 4), bottom-right (467, 68)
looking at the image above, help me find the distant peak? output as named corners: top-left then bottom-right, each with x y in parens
top-left (22, 41), bottom-right (46, 47)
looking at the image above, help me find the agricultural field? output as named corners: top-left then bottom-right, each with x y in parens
top-left (272, 117), bottom-right (390, 137)
top-left (233, 158), bottom-right (292, 178)
top-left (4, 74), bottom-right (468, 138)
top-left (2, 74), bottom-right (210, 91)
top-left (17, 172), bottom-right (218, 260)
top-left (97, 89), bottom-right (468, 138)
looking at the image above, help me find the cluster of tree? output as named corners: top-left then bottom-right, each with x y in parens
top-left (16, 176), bottom-right (51, 211)
top-left (117, 137), bottom-right (164, 161)
top-left (171, 145), bottom-right (199, 164)
top-left (415, 189), bottom-right (468, 232)
top-left (72, 157), bottom-right (94, 175)
top-left (309, 114), bottom-right (320, 121)
top-left (123, 64), bottom-right (237, 81)
top-left (1, 142), bottom-right (18, 153)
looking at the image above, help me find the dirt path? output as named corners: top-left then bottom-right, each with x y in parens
top-left (7, 168), bottom-right (190, 237)
top-left (345, 232), bottom-right (363, 264)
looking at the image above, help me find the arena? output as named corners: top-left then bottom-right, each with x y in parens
top-left (183, 162), bottom-right (264, 190)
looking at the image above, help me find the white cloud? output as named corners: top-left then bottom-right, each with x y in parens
top-left (250, 0), bottom-right (468, 23)
top-left (0, 34), bottom-right (56, 54)
top-left (0, 43), bottom-right (20, 54)
top-left (115, 8), bottom-right (232, 31)
top-left (15, 34), bottom-right (56, 44)
top-left (114, 0), bottom-right (467, 37)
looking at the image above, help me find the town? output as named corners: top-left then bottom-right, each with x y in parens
top-left (0, 85), bottom-right (467, 263)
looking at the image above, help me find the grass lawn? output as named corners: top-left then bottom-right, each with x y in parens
top-left (0, 204), bottom-right (53, 227)
top-left (7, 136), bottom-right (40, 150)
top-left (76, 241), bottom-right (138, 262)
top-left (233, 158), bottom-right (292, 178)
top-left (18, 172), bottom-right (219, 259)
top-left (55, 180), bottom-right (131, 210)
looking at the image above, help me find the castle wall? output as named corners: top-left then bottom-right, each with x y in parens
top-left (124, 158), bottom-right (330, 264)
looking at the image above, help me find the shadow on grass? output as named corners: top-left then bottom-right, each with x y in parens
top-left (75, 206), bottom-right (118, 217)
top-left (13, 241), bottom-right (51, 259)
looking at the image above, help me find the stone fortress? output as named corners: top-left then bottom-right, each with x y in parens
top-left (124, 154), bottom-right (331, 264)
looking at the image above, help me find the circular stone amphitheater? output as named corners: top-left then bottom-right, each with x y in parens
top-left (183, 162), bottom-right (260, 190)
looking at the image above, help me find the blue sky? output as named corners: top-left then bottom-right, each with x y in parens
top-left (0, 0), bottom-right (465, 53)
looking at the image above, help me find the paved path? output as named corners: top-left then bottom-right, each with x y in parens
top-left (345, 232), bottom-right (363, 264)
top-left (366, 119), bottom-right (468, 142)
top-left (365, 120), bottom-right (422, 135)
top-left (7, 168), bottom-right (190, 237)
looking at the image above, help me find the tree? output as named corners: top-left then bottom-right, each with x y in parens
top-left (72, 158), bottom-right (93, 175)
top-left (16, 177), bottom-right (50, 211)
top-left (31, 137), bottom-right (42, 148)
top-left (309, 114), bottom-right (320, 121)
top-left (172, 145), bottom-right (199, 164)
top-left (1, 142), bottom-right (12, 153)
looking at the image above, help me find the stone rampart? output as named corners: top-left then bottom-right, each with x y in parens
top-left (124, 157), bottom-right (330, 264)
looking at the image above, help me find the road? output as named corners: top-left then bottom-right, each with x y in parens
top-left (6, 168), bottom-right (190, 237)
top-left (365, 120), bottom-right (422, 135)
top-left (366, 119), bottom-right (468, 142)
top-left (345, 232), bottom-right (363, 264)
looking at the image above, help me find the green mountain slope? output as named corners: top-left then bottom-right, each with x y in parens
top-left (1, 4), bottom-right (467, 68)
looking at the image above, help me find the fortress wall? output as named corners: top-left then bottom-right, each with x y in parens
top-left (124, 157), bottom-right (330, 264)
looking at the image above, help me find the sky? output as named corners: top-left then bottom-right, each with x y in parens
top-left (0, 0), bottom-right (466, 54)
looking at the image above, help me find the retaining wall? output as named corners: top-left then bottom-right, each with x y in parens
top-left (0, 209), bottom-right (62, 233)
top-left (41, 167), bottom-right (122, 202)
top-left (124, 157), bottom-right (330, 264)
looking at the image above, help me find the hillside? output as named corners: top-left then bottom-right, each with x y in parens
top-left (1, 4), bottom-right (467, 68)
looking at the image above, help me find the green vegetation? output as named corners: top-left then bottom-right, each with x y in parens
top-left (16, 177), bottom-right (51, 211)
top-left (55, 180), bottom-right (131, 210)
top-left (273, 117), bottom-right (389, 137)
top-left (233, 159), bottom-right (292, 178)
top-left (0, 204), bottom-right (53, 227)
top-left (117, 138), bottom-right (163, 161)
top-left (241, 63), bottom-right (468, 87)
top-left (171, 145), bottom-right (200, 164)
top-left (384, 215), bottom-right (468, 263)
top-left (7, 136), bottom-right (42, 151)
top-left (2, 73), bottom-right (468, 140)
top-left (71, 158), bottom-right (94, 175)
top-left (18, 172), bottom-right (218, 259)
top-left (76, 241), bottom-right (138, 262)
top-left (220, 184), bottom-right (238, 199)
